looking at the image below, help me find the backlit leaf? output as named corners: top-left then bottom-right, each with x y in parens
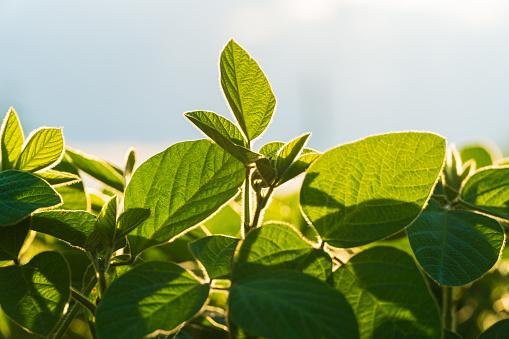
top-left (301, 132), bottom-right (446, 247)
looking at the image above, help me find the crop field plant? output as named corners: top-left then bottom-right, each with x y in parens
top-left (0, 40), bottom-right (509, 339)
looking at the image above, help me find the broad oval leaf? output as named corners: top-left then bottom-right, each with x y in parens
top-left (407, 202), bottom-right (505, 286)
top-left (185, 111), bottom-right (260, 164)
top-left (0, 107), bottom-right (24, 170)
top-left (96, 261), bottom-right (210, 339)
top-left (461, 166), bottom-right (509, 219)
top-left (16, 127), bottom-right (64, 172)
top-left (0, 170), bottom-right (61, 226)
top-left (0, 251), bottom-right (70, 336)
top-left (233, 222), bottom-right (331, 282)
top-left (66, 148), bottom-right (125, 191)
top-left (31, 210), bottom-right (97, 249)
top-left (189, 235), bottom-right (239, 279)
top-left (478, 319), bottom-right (509, 339)
top-left (333, 246), bottom-right (442, 339)
top-left (220, 39), bottom-right (276, 141)
top-left (301, 132), bottom-right (446, 248)
top-left (124, 140), bottom-right (244, 257)
top-left (229, 270), bottom-right (358, 339)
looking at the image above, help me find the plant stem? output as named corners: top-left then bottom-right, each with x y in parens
top-left (250, 185), bottom-right (275, 229)
top-left (71, 287), bottom-right (96, 314)
top-left (442, 286), bottom-right (456, 331)
top-left (242, 166), bottom-right (252, 238)
top-left (51, 275), bottom-right (97, 339)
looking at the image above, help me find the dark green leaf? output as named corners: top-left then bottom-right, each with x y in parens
top-left (0, 170), bottom-right (61, 226)
top-left (461, 166), bottom-right (509, 219)
top-left (0, 107), bottom-right (24, 170)
top-left (0, 252), bottom-right (70, 336)
top-left (124, 140), bottom-right (244, 257)
top-left (333, 246), bottom-right (441, 339)
top-left (0, 219), bottom-right (29, 260)
top-left (478, 319), bottom-right (509, 339)
top-left (233, 222), bottom-right (331, 282)
top-left (220, 39), bottom-right (276, 141)
top-left (87, 195), bottom-right (117, 252)
top-left (301, 132), bottom-right (446, 247)
top-left (66, 148), bottom-right (124, 191)
top-left (16, 128), bottom-right (64, 172)
top-left (124, 147), bottom-right (136, 178)
top-left (189, 235), bottom-right (239, 279)
top-left (407, 202), bottom-right (505, 286)
top-left (96, 261), bottom-right (210, 339)
top-left (31, 210), bottom-right (96, 249)
top-left (229, 270), bottom-right (358, 339)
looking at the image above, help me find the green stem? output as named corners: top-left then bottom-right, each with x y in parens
top-left (71, 287), bottom-right (96, 314)
top-left (242, 166), bottom-right (252, 238)
top-left (251, 185), bottom-right (275, 229)
top-left (51, 276), bottom-right (97, 339)
top-left (442, 286), bottom-right (456, 331)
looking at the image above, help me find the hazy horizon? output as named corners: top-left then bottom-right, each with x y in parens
top-left (2, 0), bottom-right (508, 164)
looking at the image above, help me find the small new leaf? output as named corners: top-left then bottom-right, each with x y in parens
top-left (16, 128), bottom-right (64, 172)
top-left (0, 107), bottom-right (24, 170)
top-left (116, 208), bottom-right (151, 238)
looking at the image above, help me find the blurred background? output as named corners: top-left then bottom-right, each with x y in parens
top-left (1, 0), bottom-right (509, 163)
top-left (1, 1), bottom-right (509, 338)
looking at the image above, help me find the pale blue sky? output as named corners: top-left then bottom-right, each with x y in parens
top-left (1, 0), bottom-right (508, 163)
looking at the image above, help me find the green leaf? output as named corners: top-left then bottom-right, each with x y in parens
top-left (116, 208), bottom-right (151, 238)
top-left (478, 319), bottom-right (509, 339)
top-left (31, 210), bottom-right (97, 249)
top-left (407, 202), bottom-right (504, 286)
top-left (53, 156), bottom-right (89, 210)
top-left (0, 252), bottom-right (70, 336)
top-left (124, 140), bottom-right (244, 257)
top-left (333, 246), bottom-right (442, 339)
top-left (229, 270), bottom-right (358, 339)
top-left (233, 222), bottom-right (331, 282)
top-left (0, 218), bottom-right (29, 260)
top-left (259, 141), bottom-right (284, 159)
top-left (460, 166), bottom-right (509, 219)
top-left (15, 128), bottom-right (64, 172)
top-left (87, 195), bottom-right (118, 252)
top-left (0, 107), bottom-right (24, 170)
top-left (279, 150), bottom-right (320, 184)
top-left (275, 133), bottom-right (310, 177)
top-left (66, 148), bottom-right (124, 191)
top-left (36, 169), bottom-right (81, 187)
top-left (96, 261), bottom-right (210, 339)
top-left (0, 170), bottom-right (61, 226)
top-left (189, 235), bottom-right (239, 279)
top-left (185, 111), bottom-right (261, 164)
top-left (220, 39), bottom-right (276, 141)
top-left (301, 132), bottom-right (446, 247)
top-left (124, 147), bottom-right (136, 178)
top-left (460, 144), bottom-right (499, 169)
